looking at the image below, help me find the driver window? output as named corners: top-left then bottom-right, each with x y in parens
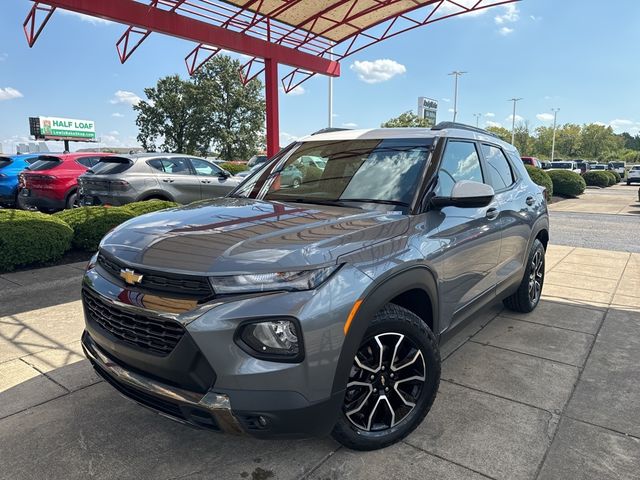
top-left (436, 141), bottom-right (483, 196)
top-left (190, 158), bottom-right (221, 176)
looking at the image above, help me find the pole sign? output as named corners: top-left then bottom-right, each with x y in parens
top-left (29, 116), bottom-right (96, 141)
top-left (417, 97), bottom-right (438, 128)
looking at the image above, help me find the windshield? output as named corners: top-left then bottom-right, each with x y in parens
top-left (89, 157), bottom-right (132, 175)
top-left (232, 138), bottom-right (433, 207)
top-left (551, 162), bottom-right (572, 169)
top-left (609, 162), bottom-right (624, 167)
top-left (27, 156), bottom-right (63, 171)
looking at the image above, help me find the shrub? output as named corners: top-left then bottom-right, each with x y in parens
top-left (547, 170), bottom-right (586, 197)
top-left (0, 210), bottom-right (73, 272)
top-left (126, 200), bottom-right (178, 216)
top-left (610, 170), bottom-right (622, 183)
top-left (583, 171), bottom-right (611, 188)
top-left (54, 206), bottom-right (135, 251)
top-left (525, 166), bottom-right (553, 201)
top-left (602, 170), bottom-right (619, 185)
top-left (219, 162), bottom-right (249, 175)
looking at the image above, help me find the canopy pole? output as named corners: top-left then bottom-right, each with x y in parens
top-left (265, 58), bottom-right (279, 158)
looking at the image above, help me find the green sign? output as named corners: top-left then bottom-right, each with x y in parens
top-left (39, 116), bottom-right (96, 140)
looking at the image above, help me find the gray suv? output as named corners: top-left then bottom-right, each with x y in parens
top-left (81, 123), bottom-right (549, 450)
top-left (78, 153), bottom-right (240, 206)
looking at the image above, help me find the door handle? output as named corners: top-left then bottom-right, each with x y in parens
top-left (486, 207), bottom-right (499, 220)
top-left (525, 196), bottom-right (535, 206)
top-left (162, 178), bottom-right (174, 183)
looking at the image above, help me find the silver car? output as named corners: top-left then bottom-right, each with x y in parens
top-left (81, 123), bottom-right (549, 450)
top-left (78, 153), bottom-right (241, 206)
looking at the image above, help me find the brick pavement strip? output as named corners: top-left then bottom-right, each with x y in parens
top-left (0, 246), bottom-right (639, 480)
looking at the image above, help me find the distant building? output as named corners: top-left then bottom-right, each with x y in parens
top-left (417, 97), bottom-right (438, 127)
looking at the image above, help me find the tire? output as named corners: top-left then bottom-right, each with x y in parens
top-left (503, 239), bottom-right (545, 313)
top-left (66, 191), bottom-right (79, 209)
top-left (331, 304), bottom-right (440, 451)
top-left (627, 181), bottom-right (631, 186)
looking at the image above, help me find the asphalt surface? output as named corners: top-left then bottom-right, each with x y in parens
top-left (550, 211), bottom-right (640, 253)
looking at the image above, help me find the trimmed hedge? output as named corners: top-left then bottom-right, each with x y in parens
top-left (547, 170), bottom-right (586, 197)
top-left (583, 171), bottom-right (611, 188)
top-left (0, 210), bottom-right (73, 272)
top-left (219, 162), bottom-right (249, 175)
top-left (603, 170), bottom-right (617, 186)
top-left (54, 206), bottom-right (135, 251)
top-left (610, 170), bottom-right (622, 183)
top-left (126, 200), bottom-right (178, 216)
top-left (525, 166), bottom-right (553, 201)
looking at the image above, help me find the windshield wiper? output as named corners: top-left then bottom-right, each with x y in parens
top-left (274, 198), bottom-right (353, 207)
top-left (340, 199), bottom-right (409, 207)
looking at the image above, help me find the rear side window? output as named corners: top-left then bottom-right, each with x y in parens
top-left (0, 157), bottom-right (11, 168)
top-left (90, 157), bottom-right (132, 175)
top-left (437, 141), bottom-right (483, 196)
top-left (158, 158), bottom-right (192, 175)
top-left (27, 156), bottom-right (63, 171)
top-left (482, 144), bottom-right (515, 190)
top-left (76, 156), bottom-right (101, 168)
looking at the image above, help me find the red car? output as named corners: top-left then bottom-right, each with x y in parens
top-left (19, 152), bottom-right (109, 211)
top-left (521, 156), bottom-right (542, 168)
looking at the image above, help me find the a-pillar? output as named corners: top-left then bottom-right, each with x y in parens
top-left (264, 58), bottom-right (280, 158)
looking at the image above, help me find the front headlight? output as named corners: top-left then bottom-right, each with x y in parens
top-left (238, 319), bottom-right (301, 360)
top-left (208, 266), bottom-right (337, 294)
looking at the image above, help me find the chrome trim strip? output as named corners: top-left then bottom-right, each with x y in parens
top-left (83, 334), bottom-right (243, 434)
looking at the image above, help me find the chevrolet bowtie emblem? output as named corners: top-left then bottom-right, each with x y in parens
top-left (120, 268), bottom-right (143, 285)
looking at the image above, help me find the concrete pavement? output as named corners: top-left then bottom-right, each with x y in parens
top-left (1, 246), bottom-right (639, 480)
top-left (549, 183), bottom-right (640, 215)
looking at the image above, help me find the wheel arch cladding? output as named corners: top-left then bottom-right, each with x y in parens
top-left (331, 266), bottom-right (438, 396)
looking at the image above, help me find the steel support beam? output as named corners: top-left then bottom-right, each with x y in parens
top-left (264, 58), bottom-right (280, 158)
top-left (32, 0), bottom-right (340, 76)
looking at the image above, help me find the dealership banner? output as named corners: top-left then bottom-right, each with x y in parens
top-left (38, 116), bottom-right (96, 140)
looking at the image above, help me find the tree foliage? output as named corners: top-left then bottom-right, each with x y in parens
top-left (381, 111), bottom-right (432, 128)
top-left (134, 55), bottom-right (265, 160)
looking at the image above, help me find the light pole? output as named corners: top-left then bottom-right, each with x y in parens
top-left (448, 71), bottom-right (467, 122)
top-left (473, 113), bottom-right (482, 128)
top-left (551, 108), bottom-right (560, 162)
top-left (508, 97), bottom-right (523, 144)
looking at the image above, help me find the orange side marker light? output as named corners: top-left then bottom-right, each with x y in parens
top-left (343, 299), bottom-right (363, 336)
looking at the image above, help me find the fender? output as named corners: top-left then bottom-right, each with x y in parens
top-left (330, 265), bottom-right (439, 396)
top-left (526, 214), bottom-right (550, 254)
top-left (136, 190), bottom-right (175, 202)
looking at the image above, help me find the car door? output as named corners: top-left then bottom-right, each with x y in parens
top-left (188, 158), bottom-right (237, 199)
top-left (156, 157), bottom-right (201, 204)
top-left (431, 139), bottom-right (502, 326)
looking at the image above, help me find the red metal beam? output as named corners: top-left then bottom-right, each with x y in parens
top-left (33, 0), bottom-right (340, 76)
top-left (264, 58), bottom-right (279, 158)
top-left (23, 2), bottom-right (56, 47)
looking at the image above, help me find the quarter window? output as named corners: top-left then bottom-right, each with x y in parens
top-left (77, 156), bottom-right (99, 168)
top-left (482, 144), bottom-right (515, 190)
top-left (437, 141), bottom-right (483, 197)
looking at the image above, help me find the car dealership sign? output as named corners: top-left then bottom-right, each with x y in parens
top-left (29, 116), bottom-right (96, 141)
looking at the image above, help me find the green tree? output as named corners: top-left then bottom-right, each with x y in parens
top-left (134, 55), bottom-right (265, 159)
top-left (555, 124), bottom-right (582, 159)
top-left (579, 124), bottom-right (622, 160)
top-left (381, 111), bottom-right (431, 128)
top-left (513, 122), bottom-right (533, 156)
top-left (532, 126), bottom-right (554, 159)
top-left (486, 126), bottom-right (511, 143)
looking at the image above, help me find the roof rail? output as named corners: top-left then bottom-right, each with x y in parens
top-left (431, 122), bottom-right (500, 139)
top-left (311, 127), bottom-right (351, 135)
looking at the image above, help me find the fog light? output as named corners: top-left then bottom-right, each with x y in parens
top-left (239, 319), bottom-right (302, 360)
top-left (258, 416), bottom-right (268, 427)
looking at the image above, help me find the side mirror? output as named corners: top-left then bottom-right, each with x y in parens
top-left (431, 180), bottom-right (495, 209)
top-left (218, 170), bottom-right (231, 178)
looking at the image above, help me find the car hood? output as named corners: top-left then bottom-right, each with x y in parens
top-left (100, 197), bottom-right (408, 275)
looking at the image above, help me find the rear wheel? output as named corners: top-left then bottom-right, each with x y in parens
top-left (66, 191), bottom-right (79, 209)
top-left (331, 304), bottom-right (440, 450)
top-left (503, 239), bottom-right (545, 313)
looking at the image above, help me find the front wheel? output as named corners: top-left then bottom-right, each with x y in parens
top-left (503, 239), bottom-right (545, 313)
top-left (331, 304), bottom-right (440, 450)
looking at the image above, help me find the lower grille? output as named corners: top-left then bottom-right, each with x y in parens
top-left (82, 289), bottom-right (185, 355)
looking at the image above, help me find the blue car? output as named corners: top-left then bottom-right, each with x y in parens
top-left (0, 154), bottom-right (41, 206)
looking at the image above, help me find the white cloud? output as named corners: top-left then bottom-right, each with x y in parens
top-left (485, 112), bottom-right (496, 118)
top-left (441, 98), bottom-right (451, 103)
top-left (448, 108), bottom-right (455, 113)
top-left (536, 113), bottom-right (554, 122)
top-left (108, 130), bottom-right (120, 136)
top-left (332, 113), bottom-right (339, 118)
top-left (350, 59), bottom-right (406, 84)
top-left (112, 112), bottom-right (124, 118)
top-left (110, 90), bottom-right (142, 106)
top-left (280, 132), bottom-right (298, 144)
top-left (530, 15), bottom-right (542, 21)
top-left (506, 114), bottom-right (524, 123)
top-left (342, 122), bottom-right (358, 128)
top-left (282, 85), bottom-right (305, 96)
top-left (499, 26), bottom-right (514, 36)
top-left (593, 121), bottom-right (607, 126)
top-left (495, 4), bottom-right (519, 24)
top-left (0, 87), bottom-right (23, 101)
top-left (608, 119), bottom-right (640, 133)
top-left (486, 120), bottom-right (502, 128)
top-left (59, 9), bottom-right (113, 25)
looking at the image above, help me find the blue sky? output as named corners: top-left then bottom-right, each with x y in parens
top-left (2, 0), bottom-right (640, 153)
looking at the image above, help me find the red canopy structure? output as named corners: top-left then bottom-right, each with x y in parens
top-left (23, 0), bottom-right (518, 157)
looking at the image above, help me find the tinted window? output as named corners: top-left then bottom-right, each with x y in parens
top-left (76, 156), bottom-right (100, 168)
top-left (482, 144), bottom-right (514, 190)
top-left (159, 158), bottom-right (192, 175)
top-left (190, 158), bottom-right (221, 176)
top-left (436, 141), bottom-right (483, 196)
top-left (90, 157), bottom-right (132, 175)
top-left (147, 159), bottom-right (165, 172)
top-left (0, 157), bottom-right (11, 168)
top-left (27, 156), bottom-right (63, 171)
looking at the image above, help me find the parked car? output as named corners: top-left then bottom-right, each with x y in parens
top-left (246, 154), bottom-right (268, 169)
top-left (592, 164), bottom-right (608, 171)
top-left (608, 161), bottom-right (626, 177)
top-left (548, 161), bottom-right (582, 174)
top-left (521, 156), bottom-right (542, 168)
top-left (0, 153), bottom-right (42, 207)
top-left (627, 165), bottom-right (640, 184)
top-left (575, 161), bottom-right (591, 173)
top-left (78, 153), bottom-right (241, 206)
top-left (18, 153), bottom-right (107, 211)
top-left (80, 123), bottom-right (549, 450)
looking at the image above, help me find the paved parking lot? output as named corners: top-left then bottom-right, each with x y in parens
top-left (1, 245), bottom-right (639, 480)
